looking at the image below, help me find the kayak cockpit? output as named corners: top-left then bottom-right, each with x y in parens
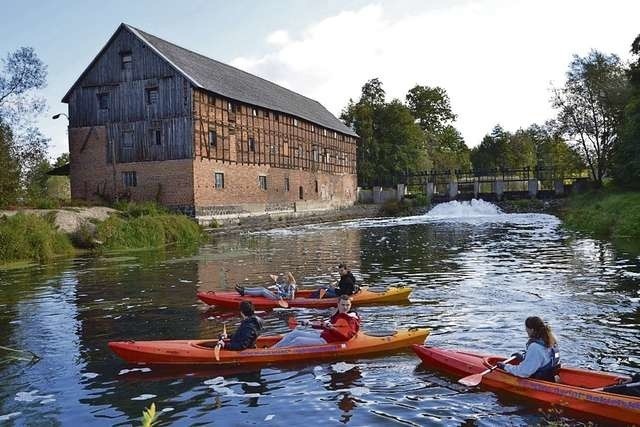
top-left (483, 356), bottom-right (631, 390)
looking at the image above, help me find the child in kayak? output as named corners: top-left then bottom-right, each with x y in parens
top-left (272, 295), bottom-right (360, 348)
top-left (311, 263), bottom-right (357, 298)
top-left (235, 272), bottom-right (296, 301)
top-left (217, 300), bottom-right (264, 350)
top-left (497, 316), bottom-right (560, 381)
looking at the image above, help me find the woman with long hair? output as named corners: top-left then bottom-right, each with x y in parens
top-left (497, 316), bottom-right (560, 381)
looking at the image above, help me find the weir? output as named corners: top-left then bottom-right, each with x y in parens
top-left (358, 166), bottom-right (590, 204)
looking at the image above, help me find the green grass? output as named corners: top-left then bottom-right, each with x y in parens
top-left (0, 213), bottom-right (74, 263)
top-left (562, 191), bottom-right (640, 240)
top-left (95, 213), bottom-right (203, 251)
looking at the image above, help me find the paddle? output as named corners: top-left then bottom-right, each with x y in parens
top-left (318, 288), bottom-right (328, 299)
top-left (214, 323), bottom-right (227, 361)
top-left (458, 356), bottom-right (517, 387)
top-left (277, 299), bottom-right (289, 308)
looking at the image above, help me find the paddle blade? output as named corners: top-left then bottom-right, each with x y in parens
top-left (458, 373), bottom-right (484, 387)
top-left (214, 344), bottom-right (221, 361)
top-left (277, 299), bottom-right (289, 308)
top-left (222, 323), bottom-right (227, 337)
top-left (319, 288), bottom-right (327, 299)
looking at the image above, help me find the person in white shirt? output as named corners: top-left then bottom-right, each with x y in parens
top-left (497, 316), bottom-right (560, 381)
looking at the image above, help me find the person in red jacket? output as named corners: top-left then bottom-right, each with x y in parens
top-left (272, 295), bottom-right (360, 348)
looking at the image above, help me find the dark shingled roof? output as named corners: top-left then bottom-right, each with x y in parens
top-left (128, 25), bottom-right (357, 137)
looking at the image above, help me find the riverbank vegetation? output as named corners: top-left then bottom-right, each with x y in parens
top-left (0, 213), bottom-right (74, 263)
top-left (0, 202), bottom-right (204, 265)
top-left (562, 191), bottom-right (640, 240)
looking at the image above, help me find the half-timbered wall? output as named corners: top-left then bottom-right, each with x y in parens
top-left (192, 90), bottom-right (356, 174)
top-left (66, 27), bottom-right (193, 163)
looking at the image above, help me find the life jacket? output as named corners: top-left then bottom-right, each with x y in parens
top-left (527, 339), bottom-right (561, 381)
top-left (321, 311), bottom-right (360, 343)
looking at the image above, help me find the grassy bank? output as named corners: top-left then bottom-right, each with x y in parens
top-left (561, 191), bottom-right (640, 240)
top-left (0, 203), bottom-right (204, 265)
top-left (0, 213), bottom-right (74, 263)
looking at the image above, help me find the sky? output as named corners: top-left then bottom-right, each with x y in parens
top-left (2, 0), bottom-right (639, 159)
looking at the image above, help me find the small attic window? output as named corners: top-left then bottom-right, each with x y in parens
top-left (120, 51), bottom-right (132, 70)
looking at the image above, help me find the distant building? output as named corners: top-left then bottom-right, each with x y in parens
top-left (62, 24), bottom-right (358, 219)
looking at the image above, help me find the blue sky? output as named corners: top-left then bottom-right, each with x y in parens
top-left (2, 0), bottom-right (639, 159)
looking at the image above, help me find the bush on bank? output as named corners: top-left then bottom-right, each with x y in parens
top-left (95, 211), bottom-right (203, 251)
top-left (0, 203), bottom-right (205, 264)
top-left (0, 213), bottom-right (74, 263)
top-left (562, 191), bottom-right (640, 240)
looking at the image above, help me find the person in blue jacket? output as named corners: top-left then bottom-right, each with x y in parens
top-left (497, 316), bottom-right (560, 381)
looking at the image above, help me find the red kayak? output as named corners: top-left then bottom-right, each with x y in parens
top-left (412, 345), bottom-right (640, 425)
top-left (109, 328), bottom-right (430, 366)
top-left (197, 286), bottom-right (412, 309)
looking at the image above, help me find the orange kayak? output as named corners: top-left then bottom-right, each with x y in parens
top-left (412, 345), bottom-right (640, 425)
top-left (197, 286), bottom-right (412, 309)
top-left (109, 328), bottom-right (429, 366)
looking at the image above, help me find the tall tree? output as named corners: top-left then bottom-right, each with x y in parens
top-left (342, 79), bottom-right (429, 185)
top-left (0, 47), bottom-right (50, 199)
top-left (552, 50), bottom-right (630, 185)
top-left (0, 119), bottom-right (20, 207)
top-left (612, 34), bottom-right (640, 189)
top-left (406, 85), bottom-right (456, 133)
top-left (427, 125), bottom-right (471, 171)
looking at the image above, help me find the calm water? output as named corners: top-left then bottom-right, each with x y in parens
top-left (1, 200), bottom-right (639, 426)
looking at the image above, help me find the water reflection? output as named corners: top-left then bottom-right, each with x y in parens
top-left (0, 202), bottom-right (639, 425)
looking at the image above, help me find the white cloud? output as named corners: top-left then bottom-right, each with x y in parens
top-left (230, 0), bottom-right (640, 146)
top-left (266, 30), bottom-right (290, 46)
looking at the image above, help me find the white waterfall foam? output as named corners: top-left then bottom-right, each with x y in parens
top-left (425, 199), bottom-right (503, 218)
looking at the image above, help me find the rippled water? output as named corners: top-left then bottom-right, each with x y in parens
top-left (1, 201), bottom-right (639, 426)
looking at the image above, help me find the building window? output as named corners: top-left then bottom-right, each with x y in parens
top-left (312, 148), bottom-right (319, 162)
top-left (274, 113), bottom-right (279, 122)
top-left (214, 172), bottom-right (224, 189)
top-left (299, 186), bottom-right (304, 200)
top-left (97, 92), bottom-right (109, 109)
top-left (146, 87), bottom-right (159, 105)
top-left (252, 108), bottom-right (258, 117)
top-left (209, 129), bottom-right (217, 147)
top-left (284, 177), bottom-right (289, 192)
top-left (227, 101), bottom-right (233, 111)
top-left (259, 175), bottom-right (267, 190)
top-left (122, 130), bottom-right (134, 149)
top-left (248, 137), bottom-right (255, 152)
top-left (323, 129), bottom-right (327, 136)
top-left (150, 128), bottom-right (161, 146)
top-left (120, 52), bottom-right (132, 70)
top-left (293, 118), bottom-right (298, 127)
top-left (333, 131), bottom-right (338, 139)
top-left (122, 171), bottom-right (137, 187)
top-left (315, 180), bottom-right (319, 193)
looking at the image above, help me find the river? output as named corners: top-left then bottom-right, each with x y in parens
top-left (0, 200), bottom-right (638, 426)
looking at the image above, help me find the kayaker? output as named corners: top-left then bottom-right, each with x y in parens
top-left (234, 272), bottom-right (297, 302)
top-left (272, 295), bottom-right (360, 348)
top-left (497, 316), bottom-right (561, 381)
top-left (217, 300), bottom-right (264, 351)
top-left (311, 263), bottom-right (357, 298)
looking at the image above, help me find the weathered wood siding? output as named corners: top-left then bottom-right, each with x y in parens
top-left (67, 27), bottom-right (193, 162)
top-left (193, 89), bottom-right (357, 174)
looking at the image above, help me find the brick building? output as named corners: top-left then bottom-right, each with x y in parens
top-left (62, 24), bottom-right (358, 219)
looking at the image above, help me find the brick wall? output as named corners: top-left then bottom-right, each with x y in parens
top-left (69, 126), bottom-right (194, 207)
top-left (193, 157), bottom-right (357, 215)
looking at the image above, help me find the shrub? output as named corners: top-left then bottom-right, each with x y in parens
top-left (95, 214), bottom-right (202, 250)
top-left (563, 191), bottom-right (640, 240)
top-left (112, 201), bottom-right (168, 218)
top-left (0, 213), bottom-right (74, 263)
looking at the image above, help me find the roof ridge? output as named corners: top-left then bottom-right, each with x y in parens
top-left (127, 24), bottom-right (330, 110)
